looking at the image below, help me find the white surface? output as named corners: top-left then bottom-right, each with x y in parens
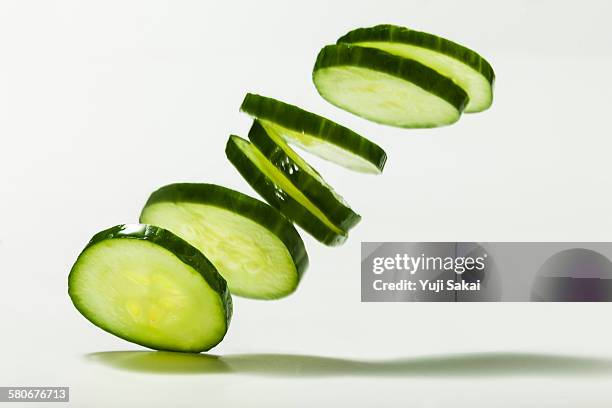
top-left (1, 0), bottom-right (612, 407)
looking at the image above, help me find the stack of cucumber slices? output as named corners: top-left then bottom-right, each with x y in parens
top-left (227, 93), bottom-right (386, 245)
top-left (69, 24), bottom-right (494, 352)
top-left (314, 24), bottom-right (494, 127)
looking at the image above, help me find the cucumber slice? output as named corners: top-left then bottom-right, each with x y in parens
top-left (337, 25), bottom-right (495, 113)
top-left (226, 135), bottom-right (347, 246)
top-left (312, 44), bottom-right (468, 128)
top-left (247, 120), bottom-right (360, 231)
top-left (68, 224), bottom-right (231, 353)
top-left (140, 183), bottom-right (308, 300)
top-left (240, 93), bottom-right (387, 174)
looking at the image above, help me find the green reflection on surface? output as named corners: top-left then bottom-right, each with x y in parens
top-left (87, 351), bottom-right (612, 377)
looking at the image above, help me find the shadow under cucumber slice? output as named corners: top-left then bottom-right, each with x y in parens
top-left (313, 44), bottom-right (468, 128)
top-left (226, 135), bottom-right (348, 246)
top-left (248, 120), bottom-right (360, 231)
top-left (68, 224), bottom-right (232, 353)
top-left (140, 183), bottom-right (308, 300)
top-left (240, 93), bottom-right (386, 174)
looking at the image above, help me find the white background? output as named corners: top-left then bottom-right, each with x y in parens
top-left (2, 0), bottom-right (612, 406)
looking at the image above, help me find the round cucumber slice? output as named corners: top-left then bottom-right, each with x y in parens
top-left (240, 93), bottom-right (387, 174)
top-left (247, 120), bottom-right (360, 231)
top-left (68, 224), bottom-right (232, 353)
top-left (312, 44), bottom-right (469, 128)
top-left (337, 25), bottom-right (495, 113)
top-left (226, 135), bottom-right (347, 246)
top-left (140, 183), bottom-right (308, 300)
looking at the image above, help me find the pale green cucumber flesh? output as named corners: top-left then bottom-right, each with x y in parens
top-left (68, 225), bottom-right (230, 352)
top-left (353, 41), bottom-right (492, 113)
top-left (234, 136), bottom-right (343, 235)
top-left (337, 25), bottom-right (495, 113)
top-left (240, 93), bottom-right (387, 173)
top-left (260, 119), bottom-right (380, 174)
top-left (260, 120), bottom-right (360, 194)
top-left (314, 65), bottom-right (461, 128)
top-left (226, 135), bottom-right (347, 246)
top-left (141, 201), bottom-right (299, 300)
top-left (258, 121), bottom-right (340, 198)
top-left (249, 120), bottom-right (360, 231)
